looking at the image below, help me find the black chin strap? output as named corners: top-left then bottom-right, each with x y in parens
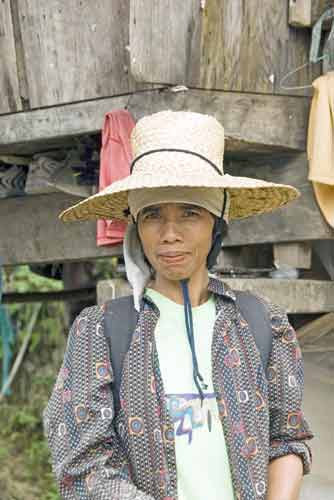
top-left (207, 190), bottom-right (228, 269)
top-left (180, 279), bottom-right (208, 404)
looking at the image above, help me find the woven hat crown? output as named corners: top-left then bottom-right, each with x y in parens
top-left (130, 110), bottom-right (225, 176)
top-left (59, 109), bottom-right (300, 223)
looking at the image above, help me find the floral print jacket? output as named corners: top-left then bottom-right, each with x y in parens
top-left (43, 276), bottom-right (313, 500)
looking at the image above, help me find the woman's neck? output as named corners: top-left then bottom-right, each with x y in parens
top-left (148, 271), bottom-right (210, 307)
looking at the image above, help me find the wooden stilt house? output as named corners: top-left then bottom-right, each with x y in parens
top-left (0, 1), bottom-right (333, 496)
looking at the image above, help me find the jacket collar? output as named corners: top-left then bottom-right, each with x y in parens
top-left (208, 274), bottom-right (236, 302)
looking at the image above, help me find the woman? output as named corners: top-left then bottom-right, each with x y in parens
top-left (43, 110), bottom-right (312, 500)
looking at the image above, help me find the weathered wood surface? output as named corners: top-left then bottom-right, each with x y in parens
top-left (97, 278), bottom-right (132, 305)
top-left (297, 312), bottom-right (334, 345)
top-left (223, 154), bottom-right (334, 246)
top-left (221, 279), bottom-right (334, 313)
top-left (1, 156), bottom-right (334, 266)
top-left (130, 0), bottom-right (319, 96)
top-left (0, 193), bottom-right (122, 266)
top-left (289, 0), bottom-right (333, 27)
top-left (13, 0), bottom-right (136, 108)
top-left (0, 0), bottom-right (22, 113)
top-left (273, 242), bottom-right (312, 269)
top-left (313, 240), bottom-right (334, 280)
top-left (0, 89), bottom-right (310, 155)
top-left (2, 288), bottom-right (96, 304)
top-left (289, 0), bottom-right (312, 27)
top-left (97, 277), bottom-right (334, 313)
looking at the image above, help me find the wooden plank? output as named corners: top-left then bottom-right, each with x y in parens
top-left (297, 312), bottom-right (334, 345)
top-left (0, 0), bottom-right (22, 114)
top-left (220, 279), bottom-right (334, 313)
top-left (1, 156), bottom-right (333, 267)
top-left (313, 240), bottom-right (334, 280)
top-left (223, 154), bottom-right (334, 246)
top-left (273, 242), bottom-right (312, 269)
top-left (130, 0), bottom-right (199, 84)
top-left (96, 277), bottom-right (334, 313)
top-left (289, 0), bottom-right (312, 27)
top-left (0, 193), bottom-right (122, 266)
top-left (17, 0), bottom-right (136, 108)
top-left (130, 0), bottom-right (319, 97)
top-left (97, 278), bottom-right (132, 305)
top-left (0, 89), bottom-right (310, 155)
top-left (2, 288), bottom-right (96, 304)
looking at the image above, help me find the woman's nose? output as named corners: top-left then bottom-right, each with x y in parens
top-left (160, 220), bottom-right (181, 241)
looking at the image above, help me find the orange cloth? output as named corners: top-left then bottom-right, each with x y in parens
top-left (97, 110), bottom-right (135, 246)
top-left (307, 72), bottom-right (334, 228)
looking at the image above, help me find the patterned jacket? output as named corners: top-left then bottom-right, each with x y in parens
top-left (43, 276), bottom-right (313, 500)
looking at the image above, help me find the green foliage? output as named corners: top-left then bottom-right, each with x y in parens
top-left (0, 261), bottom-right (118, 499)
top-left (0, 265), bottom-right (65, 500)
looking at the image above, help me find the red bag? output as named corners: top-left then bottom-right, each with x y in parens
top-left (97, 110), bottom-right (135, 246)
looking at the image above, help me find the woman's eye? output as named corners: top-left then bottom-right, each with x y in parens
top-left (183, 209), bottom-right (200, 217)
top-left (143, 211), bottom-right (160, 220)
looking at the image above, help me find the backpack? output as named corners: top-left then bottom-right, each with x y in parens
top-left (104, 292), bottom-right (272, 415)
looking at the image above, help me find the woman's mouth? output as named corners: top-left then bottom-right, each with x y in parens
top-left (158, 253), bottom-right (188, 264)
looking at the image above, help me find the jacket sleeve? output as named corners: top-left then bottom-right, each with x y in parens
top-left (266, 301), bottom-right (313, 474)
top-left (43, 306), bottom-right (154, 500)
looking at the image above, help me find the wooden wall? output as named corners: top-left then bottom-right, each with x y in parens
top-left (0, 0), bottom-right (141, 113)
top-left (130, 0), bottom-right (324, 97)
top-left (0, 0), bottom-right (330, 116)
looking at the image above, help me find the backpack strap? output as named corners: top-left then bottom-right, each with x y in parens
top-left (104, 290), bottom-right (273, 415)
top-left (104, 295), bottom-right (138, 415)
top-left (234, 290), bottom-right (272, 373)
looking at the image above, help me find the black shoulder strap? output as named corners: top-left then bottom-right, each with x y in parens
top-left (104, 290), bottom-right (272, 415)
top-left (104, 295), bottom-right (138, 415)
top-left (234, 290), bottom-right (272, 374)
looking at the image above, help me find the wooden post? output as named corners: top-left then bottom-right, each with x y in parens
top-left (273, 242), bottom-right (312, 269)
top-left (289, 0), bottom-right (312, 27)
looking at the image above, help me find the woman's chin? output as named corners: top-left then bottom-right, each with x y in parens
top-left (158, 268), bottom-right (192, 282)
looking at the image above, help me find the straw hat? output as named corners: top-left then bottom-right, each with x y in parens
top-left (59, 110), bottom-right (299, 222)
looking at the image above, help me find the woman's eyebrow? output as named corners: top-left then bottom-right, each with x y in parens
top-left (141, 205), bottom-right (160, 215)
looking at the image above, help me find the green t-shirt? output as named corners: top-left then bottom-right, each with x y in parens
top-left (145, 288), bottom-right (235, 500)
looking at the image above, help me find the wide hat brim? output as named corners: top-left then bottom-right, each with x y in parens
top-left (59, 168), bottom-right (300, 222)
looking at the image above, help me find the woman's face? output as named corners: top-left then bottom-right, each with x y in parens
top-left (137, 202), bottom-right (215, 283)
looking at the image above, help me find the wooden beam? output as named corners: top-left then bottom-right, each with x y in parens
top-left (223, 154), bottom-right (334, 246)
top-left (289, 0), bottom-right (312, 27)
top-left (273, 242), bottom-right (312, 269)
top-left (97, 278), bottom-right (132, 305)
top-left (2, 287), bottom-right (96, 304)
top-left (0, 193), bottom-right (122, 266)
top-left (313, 240), bottom-right (334, 280)
top-left (220, 279), bottom-right (334, 314)
top-left (297, 312), bottom-right (334, 346)
top-left (0, 89), bottom-right (310, 155)
top-left (2, 155), bottom-right (334, 266)
top-left (302, 345), bottom-right (334, 353)
top-left (97, 278), bottom-right (334, 313)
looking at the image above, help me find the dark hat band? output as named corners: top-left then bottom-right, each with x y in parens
top-left (130, 148), bottom-right (222, 176)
